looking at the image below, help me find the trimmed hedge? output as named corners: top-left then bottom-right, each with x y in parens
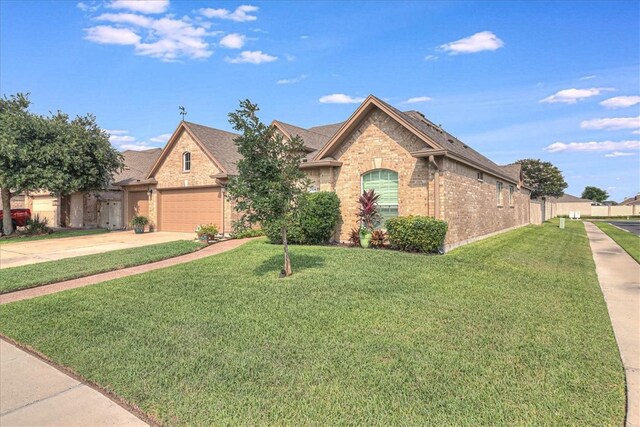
top-left (386, 216), bottom-right (448, 253)
top-left (265, 191), bottom-right (341, 245)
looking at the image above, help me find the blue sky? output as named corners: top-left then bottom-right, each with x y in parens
top-left (1, 0), bottom-right (638, 201)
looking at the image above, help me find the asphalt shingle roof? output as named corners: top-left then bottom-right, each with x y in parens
top-left (182, 121), bottom-right (241, 174)
top-left (113, 148), bottom-right (162, 185)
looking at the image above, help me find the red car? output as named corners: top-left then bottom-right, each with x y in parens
top-left (0, 208), bottom-right (31, 229)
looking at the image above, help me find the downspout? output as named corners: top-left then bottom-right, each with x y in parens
top-left (221, 185), bottom-right (226, 236)
top-left (429, 155), bottom-right (440, 219)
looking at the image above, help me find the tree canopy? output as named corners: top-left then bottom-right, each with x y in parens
top-left (516, 159), bottom-right (567, 199)
top-left (226, 99), bottom-right (309, 277)
top-left (582, 186), bottom-right (609, 203)
top-left (0, 93), bottom-right (123, 234)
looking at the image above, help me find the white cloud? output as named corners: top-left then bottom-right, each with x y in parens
top-left (88, 13), bottom-right (213, 61)
top-left (225, 50), bottom-right (277, 64)
top-left (300, 35), bottom-right (309, 39)
top-left (439, 31), bottom-right (504, 54)
top-left (540, 87), bottom-right (614, 104)
top-left (319, 94), bottom-right (365, 104)
top-left (199, 5), bottom-right (258, 22)
top-left (77, 2), bottom-right (99, 12)
top-left (604, 152), bottom-right (637, 158)
top-left (109, 0), bottom-right (169, 14)
top-left (284, 53), bottom-right (296, 61)
top-left (424, 54), bottom-right (438, 61)
top-left (109, 134), bottom-right (136, 144)
top-left (600, 96), bottom-right (640, 109)
top-left (401, 96), bottom-right (432, 104)
top-left (580, 116), bottom-right (640, 131)
top-left (85, 25), bottom-right (140, 45)
top-left (277, 74), bottom-right (307, 85)
top-left (149, 133), bottom-right (172, 143)
top-left (579, 75), bottom-right (596, 80)
top-left (105, 129), bottom-right (129, 135)
top-left (219, 33), bottom-right (246, 49)
top-left (544, 140), bottom-right (640, 153)
top-left (119, 142), bottom-right (156, 151)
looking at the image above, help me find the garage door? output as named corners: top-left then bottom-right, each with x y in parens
top-left (127, 191), bottom-right (149, 224)
top-left (159, 187), bottom-right (221, 233)
top-left (32, 196), bottom-right (57, 226)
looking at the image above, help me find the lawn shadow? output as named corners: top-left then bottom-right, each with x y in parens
top-left (253, 253), bottom-right (325, 276)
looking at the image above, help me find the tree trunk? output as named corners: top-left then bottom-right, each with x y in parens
top-left (1, 188), bottom-right (13, 235)
top-left (281, 226), bottom-right (292, 277)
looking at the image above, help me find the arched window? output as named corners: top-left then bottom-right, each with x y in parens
top-left (362, 169), bottom-right (398, 224)
top-left (182, 152), bottom-right (191, 172)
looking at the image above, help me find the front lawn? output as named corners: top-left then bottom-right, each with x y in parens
top-left (0, 228), bottom-right (110, 245)
top-left (0, 240), bottom-right (204, 294)
top-left (0, 221), bottom-right (624, 425)
top-left (594, 221), bottom-right (640, 262)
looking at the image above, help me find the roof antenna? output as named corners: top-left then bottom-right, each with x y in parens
top-left (179, 106), bottom-right (187, 121)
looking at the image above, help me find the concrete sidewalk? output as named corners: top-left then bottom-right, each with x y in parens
top-left (1, 237), bottom-right (257, 305)
top-left (0, 339), bottom-right (148, 426)
top-left (584, 222), bottom-right (640, 427)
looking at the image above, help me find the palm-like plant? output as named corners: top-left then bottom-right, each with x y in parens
top-left (357, 189), bottom-right (381, 231)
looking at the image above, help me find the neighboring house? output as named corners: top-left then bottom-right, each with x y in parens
top-left (621, 194), bottom-right (640, 206)
top-left (549, 194), bottom-right (593, 218)
top-left (5, 148), bottom-right (161, 229)
top-left (140, 95), bottom-right (532, 250)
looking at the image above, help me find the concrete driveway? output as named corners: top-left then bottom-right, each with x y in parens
top-left (0, 231), bottom-right (195, 269)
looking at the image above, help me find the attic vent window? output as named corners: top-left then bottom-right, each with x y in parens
top-left (477, 172), bottom-right (484, 181)
top-left (182, 151), bottom-right (191, 172)
top-left (448, 139), bottom-right (454, 144)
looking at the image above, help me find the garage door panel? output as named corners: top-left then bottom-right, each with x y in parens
top-left (159, 187), bottom-right (221, 233)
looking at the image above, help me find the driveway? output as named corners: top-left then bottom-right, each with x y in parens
top-left (608, 221), bottom-right (640, 236)
top-left (0, 231), bottom-right (195, 269)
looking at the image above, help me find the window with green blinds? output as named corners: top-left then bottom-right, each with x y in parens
top-left (362, 169), bottom-right (399, 224)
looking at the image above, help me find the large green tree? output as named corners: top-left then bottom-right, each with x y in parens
top-left (0, 93), bottom-right (123, 235)
top-left (582, 186), bottom-right (609, 203)
top-left (516, 159), bottom-right (567, 199)
top-left (226, 100), bottom-right (309, 277)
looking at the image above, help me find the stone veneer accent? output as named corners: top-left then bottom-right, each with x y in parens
top-left (147, 128), bottom-right (224, 229)
top-left (312, 109), bottom-right (435, 241)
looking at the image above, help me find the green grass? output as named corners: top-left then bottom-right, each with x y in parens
top-left (0, 228), bottom-right (110, 245)
top-left (594, 221), bottom-right (640, 262)
top-left (0, 222), bottom-right (624, 425)
top-left (0, 240), bottom-right (204, 294)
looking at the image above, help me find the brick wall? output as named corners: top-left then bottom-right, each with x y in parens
top-left (154, 129), bottom-right (223, 188)
top-left (327, 108), bottom-right (434, 241)
top-left (441, 158), bottom-right (530, 249)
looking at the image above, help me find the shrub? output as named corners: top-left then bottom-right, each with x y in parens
top-left (370, 229), bottom-right (387, 249)
top-left (265, 191), bottom-right (341, 245)
top-left (232, 228), bottom-right (265, 239)
top-left (24, 214), bottom-right (51, 236)
top-left (196, 224), bottom-right (219, 242)
top-left (386, 216), bottom-right (448, 253)
top-left (349, 227), bottom-right (361, 247)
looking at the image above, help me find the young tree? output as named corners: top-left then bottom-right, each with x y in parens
top-left (226, 100), bottom-right (309, 277)
top-left (516, 158), bottom-right (567, 199)
top-left (0, 93), bottom-right (123, 235)
top-left (582, 186), bottom-right (609, 203)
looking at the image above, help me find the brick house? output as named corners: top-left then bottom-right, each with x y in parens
top-left (134, 95), bottom-right (531, 250)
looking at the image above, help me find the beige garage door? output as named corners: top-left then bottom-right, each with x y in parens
top-left (159, 187), bottom-right (221, 233)
top-left (32, 196), bottom-right (57, 226)
top-left (127, 191), bottom-right (149, 224)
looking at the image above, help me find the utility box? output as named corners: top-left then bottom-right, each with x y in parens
top-left (559, 218), bottom-right (566, 229)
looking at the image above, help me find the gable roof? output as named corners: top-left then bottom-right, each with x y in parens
top-left (620, 194), bottom-right (640, 205)
top-left (272, 119), bottom-right (344, 159)
top-left (113, 148), bottom-right (162, 185)
top-left (147, 121), bottom-right (241, 178)
top-left (552, 193), bottom-right (592, 203)
top-left (313, 95), bottom-right (522, 185)
top-left (182, 121), bottom-right (241, 174)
